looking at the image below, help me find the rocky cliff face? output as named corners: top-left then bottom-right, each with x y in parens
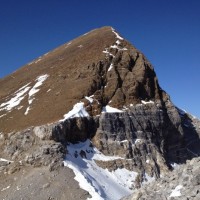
top-left (0, 26), bottom-right (199, 200)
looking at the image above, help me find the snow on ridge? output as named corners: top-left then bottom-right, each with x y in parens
top-left (64, 140), bottom-right (138, 200)
top-left (103, 29), bottom-right (127, 59)
top-left (0, 83), bottom-right (31, 112)
top-left (35, 57), bottom-right (42, 64)
top-left (110, 45), bottom-right (127, 51)
top-left (65, 42), bottom-right (72, 48)
top-left (25, 74), bottom-right (49, 115)
top-left (60, 102), bottom-right (89, 121)
top-left (102, 105), bottom-right (123, 113)
top-left (111, 28), bottom-right (124, 40)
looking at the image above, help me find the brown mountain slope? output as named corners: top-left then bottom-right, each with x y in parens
top-left (0, 26), bottom-right (166, 133)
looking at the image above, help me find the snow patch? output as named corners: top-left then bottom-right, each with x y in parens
top-left (103, 49), bottom-right (115, 57)
top-left (17, 106), bottom-right (23, 110)
top-left (146, 160), bottom-right (150, 164)
top-left (0, 114), bottom-right (6, 118)
top-left (25, 74), bottom-right (49, 115)
top-left (102, 105), bottom-right (123, 113)
top-left (116, 40), bottom-right (121, 45)
top-left (1, 185), bottom-right (10, 192)
top-left (120, 140), bottom-right (128, 143)
top-left (141, 100), bottom-right (154, 105)
top-left (28, 74), bottom-right (49, 101)
top-left (64, 140), bottom-right (138, 200)
top-left (108, 63), bottom-right (113, 71)
top-left (60, 102), bottom-right (89, 121)
top-left (85, 96), bottom-right (94, 103)
top-left (134, 139), bottom-right (142, 144)
top-left (78, 45), bottom-right (83, 48)
top-left (0, 83), bottom-right (31, 111)
top-left (110, 45), bottom-right (127, 51)
top-left (0, 158), bottom-right (13, 163)
top-left (24, 107), bottom-right (31, 115)
top-left (35, 58), bottom-right (42, 64)
top-left (169, 185), bottom-right (183, 197)
top-left (170, 162), bottom-right (180, 169)
top-left (65, 42), bottom-right (72, 48)
top-left (111, 28), bottom-right (124, 40)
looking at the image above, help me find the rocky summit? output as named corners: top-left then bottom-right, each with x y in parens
top-left (0, 26), bottom-right (199, 200)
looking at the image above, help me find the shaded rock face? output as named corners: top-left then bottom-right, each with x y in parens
top-left (52, 117), bottom-right (98, 143)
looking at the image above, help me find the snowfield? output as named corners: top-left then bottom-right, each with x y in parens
top-left (64, 140), bottom-right (138, 200)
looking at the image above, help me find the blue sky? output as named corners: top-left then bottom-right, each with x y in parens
top-left (0, 0), bottom-right (200, 118)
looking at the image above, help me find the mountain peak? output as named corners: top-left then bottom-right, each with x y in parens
top-left (1, 27), bottom-right (166, 133)
top-left (0, 27), bottom-right (200, 200)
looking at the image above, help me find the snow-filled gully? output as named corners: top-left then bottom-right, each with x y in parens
top-left (64, 140), bottom-right (138, 200)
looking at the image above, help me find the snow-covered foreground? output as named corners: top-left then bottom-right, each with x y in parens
top-left (64, 140), bottom-right (138, 200)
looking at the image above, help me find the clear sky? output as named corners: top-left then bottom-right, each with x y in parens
top-left (0, 0), bottom-right (200, 118)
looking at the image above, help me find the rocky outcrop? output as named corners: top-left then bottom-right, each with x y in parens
top-left (122, 157), bottom-right (200, 200)
top-left (0, 127), bottom-right (66, 174)
top-left (52, 117), bottom-right (98, 143)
